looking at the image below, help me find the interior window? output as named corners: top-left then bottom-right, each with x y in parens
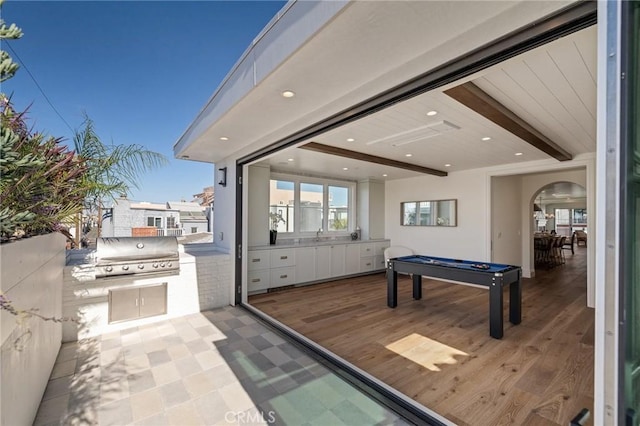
top-left (300, 182), bottom-right (323, 232)
top-left (328, 186), bottom-right (349, 231)
top-left (269, 179), bottom-right (294, 233)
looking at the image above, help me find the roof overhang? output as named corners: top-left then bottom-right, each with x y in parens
top-left (174, 1), bottom-right (582, 166)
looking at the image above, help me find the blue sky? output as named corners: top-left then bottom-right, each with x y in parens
top-left (2, 0), bottom-right (286, 203)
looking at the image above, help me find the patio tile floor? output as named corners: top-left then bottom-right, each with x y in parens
top-left (34, 307), bottom-right (410, 425)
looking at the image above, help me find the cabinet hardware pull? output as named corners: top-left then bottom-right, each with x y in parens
top-left (135, 298), bottom-right (138, 307)
top-left (251, 278), bottom-right (260, 283)
top-left (252, 259), bottom-right (260, 262)
top-left (280, 275), bottom-right (288, 279)
top-left (366, 263), bottom-right (371, 266)
top-left (141, 298), bottom-right (145, 306)
top-left (280, 256), bottom-right (288, 259)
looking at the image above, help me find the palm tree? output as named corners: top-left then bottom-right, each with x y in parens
top-left (73, 114), bottom-right (168, 240)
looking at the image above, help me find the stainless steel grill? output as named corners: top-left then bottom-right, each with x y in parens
top-left (95, 236), bottom-right (180, 278)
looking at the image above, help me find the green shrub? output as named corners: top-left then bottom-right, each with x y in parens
top-left (0, 99), bottom-right (88, 241)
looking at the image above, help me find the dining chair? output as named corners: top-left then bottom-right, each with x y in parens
top-left (562, 232), bottom-right (576, 255)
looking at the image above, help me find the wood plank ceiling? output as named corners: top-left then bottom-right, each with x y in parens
top-left (264, 24), bottom-right (597, 182)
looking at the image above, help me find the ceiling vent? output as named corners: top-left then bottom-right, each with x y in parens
top-left (366, 120), bottom-right (460, 147)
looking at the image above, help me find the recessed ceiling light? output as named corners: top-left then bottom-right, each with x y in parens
top-left (346, 138), bottom-right (355, 142)
top-left (405, 153), bottom-right (412, 157)
top-left (382, 174), bottom-right (388, 177)
top-left (219, 136), bottom-right (229, 141)
top-left (444, 163), bottom-right (451, 167)
top-left (287, 158), bottom-right (294, 162)
top-left (482, 137), bottom-right (491, 141)
top-left (515, 152), bottom-right (523, 156)
top-left (343, 167), bottom-right (349, 171)
top-left (426, 110), bottom-right (438, 116)
top-left (281, 90), bottom-right (295, 98)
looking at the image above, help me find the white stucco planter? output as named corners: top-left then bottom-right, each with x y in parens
top-left (0, 232), bottom-right (66, 426)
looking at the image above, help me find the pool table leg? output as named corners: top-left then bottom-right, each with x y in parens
top-left (489, 281), bottom-right (504, 339)
top-left (509, 278), bottom-right (522, 325)
top-left (387, 268), bottom-right (398, 308)
top-left (412, 274), bottom-right (422, 300)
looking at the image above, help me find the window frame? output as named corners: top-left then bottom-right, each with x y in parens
top-left (147, 216), bottom-right (162, 228)
top-left (270, 172), bottom-right (356, 237)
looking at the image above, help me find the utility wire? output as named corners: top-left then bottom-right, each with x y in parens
top-left (4, 40), bottom-right (75, 134)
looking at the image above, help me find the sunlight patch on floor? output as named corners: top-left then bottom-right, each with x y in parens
top-left (385, 333), bottom-right (468, 371)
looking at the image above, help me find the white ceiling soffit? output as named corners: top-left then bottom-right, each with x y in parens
top-left (174, 0), bottom-right (577, 164)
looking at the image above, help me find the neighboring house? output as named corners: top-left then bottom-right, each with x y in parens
top-left (166, 201), bottom-right (209, 235)
top-left (192, 186), bottom-right (215, 233)
top-left (101, 197), bottom-right (208, 237)
top-left (173, 1), bottom-right (637, 424)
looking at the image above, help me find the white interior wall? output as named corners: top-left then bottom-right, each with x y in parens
top-left (369, 180), bottom-right (385, 240)
top-left (247, 165), bottom-right (270, 247)
top-left (385, 169), bottom-right (489, 261)
top-left (492, 175), bottom-right (523, 266)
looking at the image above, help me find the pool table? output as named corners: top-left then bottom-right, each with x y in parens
top-left (387, 255), bottom-right (522, 339)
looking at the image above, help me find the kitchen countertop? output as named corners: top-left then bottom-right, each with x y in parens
top-left (249, 238), bottom-right (389, 250)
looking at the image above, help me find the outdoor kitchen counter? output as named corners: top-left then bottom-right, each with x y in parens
top-left (62, 243), bottom-right (232, 342)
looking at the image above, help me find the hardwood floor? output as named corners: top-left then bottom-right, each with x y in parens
top-left (249, 247), bottom-right (593, 426)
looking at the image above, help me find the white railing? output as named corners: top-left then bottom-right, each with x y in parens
top-left (157, 228), bottom-right (183, 237)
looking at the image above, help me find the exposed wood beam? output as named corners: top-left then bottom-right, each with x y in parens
top-left (299, 142), bottom-right (447, 177)
top-left (444, 82), bottom-right (572, 161)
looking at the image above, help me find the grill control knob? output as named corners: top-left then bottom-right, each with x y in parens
top-left (138, 264), bottom-right (144, 270)
top-left (160, 262), bottom-right (166, 267)
top-left (167, 262), bottom-right (172, 267)
top-left (153, 262), bottom-right (158, 268)
top-left (122, 265), bottom-right (129, 271)
top-left (105, 266), bottom-right (113, 272)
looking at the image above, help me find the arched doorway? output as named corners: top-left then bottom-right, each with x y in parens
top-left (530, 181), bottom-right (587, 273)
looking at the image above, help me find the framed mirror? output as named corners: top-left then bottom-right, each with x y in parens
top-left (401, 199), bottom-right (457, 226)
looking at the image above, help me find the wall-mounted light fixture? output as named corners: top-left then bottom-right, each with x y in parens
top-left (218, 167), bottom-right (227, 187)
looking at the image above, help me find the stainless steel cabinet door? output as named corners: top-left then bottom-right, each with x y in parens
top-left (139, 284), bottom-right (167, 319)
top-left (109, 287), bottom-right (140, 323)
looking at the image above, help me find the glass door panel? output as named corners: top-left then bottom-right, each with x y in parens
top-left (623, 1), bottom-right (640, 423)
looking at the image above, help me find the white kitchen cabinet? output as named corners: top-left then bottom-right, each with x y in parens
top-left (360, 256), bottom-right (375, 272)
top-left (270, 248), bottom-right (295, 268)
top-left (374, 241), bottom-right (390, 271)
top-left (374, 241), bottom-right (390, 257)
top-left (270, 267), bottom-right (296, 287)
top-left (345, 244), bottom-right (361, 274)
top-left (360, 243), bottom-right (375, 257)
top-left (247, 240), bottom-right (389, 292)
top-left (316, 245), bottom-right (332, 280)
top-left (330, 244), bottom-right (346, 277)
top-left (248, 250), bottom-right (270, 271)
top-left (295, 247), bottom-right (317, 283)
top-left (248, 270), bottom-right (270, 292)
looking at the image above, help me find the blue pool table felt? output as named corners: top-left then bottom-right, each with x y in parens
top-left (395, 255), bottom-right (513, 273)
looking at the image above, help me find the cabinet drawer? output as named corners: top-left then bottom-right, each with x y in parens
top-left (270, 267), bottom-right (296, 287)
top-left (375, 241), bottom-right (390, 256)
top-left (360, 243), bottom-right (375, 257)
top-left (270, 249), bottom-right (295, 268)
top-left (361, 256), bottom-right (375, 272)
top-left (248, 250), bottom-right (270, 271)
top-left (374, 255), bottom-right (386, 270)
top-left (248, 270), bottom-right (270, 291)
